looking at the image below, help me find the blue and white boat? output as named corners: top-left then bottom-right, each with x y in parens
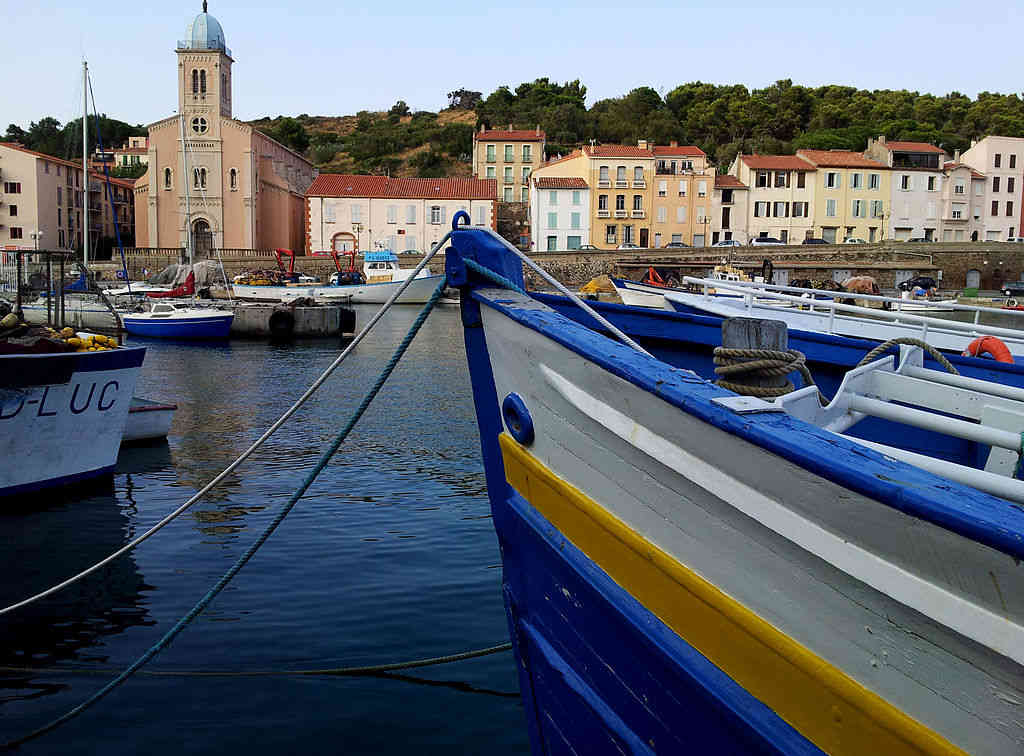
top-left (122, 302), bottom-right (233, 341)
top-left (0, 346), bottom-right (146, 496)
top-left (446, 224), bottom-right (1024, 755)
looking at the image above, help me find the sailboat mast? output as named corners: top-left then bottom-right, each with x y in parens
top-left (178, 113), bottom-right (192, 266)
top-left (82, 60), bottom-right (89, 268)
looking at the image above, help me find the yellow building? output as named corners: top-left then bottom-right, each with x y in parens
top-left (651, 144), bottom-right (715, 247)
top-left (796, 150), bottom-right (891, 243)
top-left (472, 126), bottom-right (545, 203)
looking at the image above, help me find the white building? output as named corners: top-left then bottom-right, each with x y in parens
top-left (530, 177), bottom-right (591, 251)
top-left (865, 137), bottom-right (945, 241)
top-left (940, 159), bottom-right (986, 242)
top-left (729, 154), bottom-right (816, 243)
top-left (306, 175), bottom-right (496, 254)
top-left (959, 136), bottom-right (1024, 240)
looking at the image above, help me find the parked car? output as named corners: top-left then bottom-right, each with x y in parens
top-left (750, 237), bottom-right (784, 246)
top-left (899, 276), bottom-right (937, 292)
top-left (842, 237), bottom-right (868, 244)
top-left (801, 238), bottom-right (828, 245)
top-left (1005, 237), bottom-right (1024, 243)
top-left (712, 240), bottom-right (741, 247)
top-left (617, 243), bottom-right (640, 250)
top-left (905, 237), bottom-right (934, 243)
top-left (401, 248), bottom-right (421, 255)
top-left (664, 241), bottom-right (690, 248)
top-left (578, 244), bottom-right (599, 250)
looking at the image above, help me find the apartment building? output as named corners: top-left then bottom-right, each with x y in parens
top-left (796, 150), bottom-right (890, 242)
top-left (864, 137), bottom-right (944, 240)
top-left (472, 126), bottom-right (545, 203)
top-left (940, 157), bottom-right (986, 242)
top-left (651, 144), bottom-right (715, 247)
top-left (712, 174), bottom-right (749, 245)
top-left (92, 136), bottom-right (150, 173)
top-left (959, 136), bottom-right (1024, 240)
top-left (729, 154), bottom-right (816, 243)
top-left (306, 175), bottom-right (496, 254)
top-left (0, 142), bottom-right (87, 251)
top-left (530, 177), bottom-right (590, 250)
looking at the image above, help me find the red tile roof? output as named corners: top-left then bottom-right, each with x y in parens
top-left (883, 141), bottom-right (945, 154)
top-left (0, 142), bottom-right (83, 171)
top-left (944, 161), bottom-right (986, 179)
top-left (539, 149), bottom-right (582, 168)
top-left (90, 173), bottom-right (136, 189)
top-left (583, 144), bottom-right (654, 158)
top-left (739, 154), bottom-right (815, 171)
top-left (797, 149), bottom-right (888, 169)
top-left (307, 174), bottom-right (497, 199)
top-left (652, 145), bottom-right (705, 157)
top-left (715, 174), bottom-right (748, 189)
top-left (474, 129), bottom-right (545, 142)
top-left (535, 177), bottom-right (588, 189)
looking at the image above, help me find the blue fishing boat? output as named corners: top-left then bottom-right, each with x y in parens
top-left (447, 222), bottom-right (1024, 755)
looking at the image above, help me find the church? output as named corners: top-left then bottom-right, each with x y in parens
top-left (134, 3), bottom-right (315, 253)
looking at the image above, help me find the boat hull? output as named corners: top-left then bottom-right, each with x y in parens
top-left (122, 397), bottom-right (176, 443)
top-left (0, 347), bottom-right (146, 496)
top-left (122, 312), bottom-right (233, 340)
top-left (232, 273), bottom-right (445, 304)
top-left (20, 297), bottom-right (120, 330)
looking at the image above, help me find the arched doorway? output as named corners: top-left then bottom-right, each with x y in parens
top-left (331, 232), bottom-right (357, 253)
top-left (966, 269), bottom-right (981, 289)
top-left (192, 219), bottom-right (213, 256)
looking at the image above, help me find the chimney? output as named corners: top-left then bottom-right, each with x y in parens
top-left (536, 124), bottom-right (540, 136)
top-left (508, 124), bottom-right (513, 131)
top-left (953, 149), bottom-right (961, 162)
top-left (878, 135), bottom-right (885, 144)
top-left (479, 124), bottom-right (485, 133)
top-left (637, 139), bottom-right (648, 150)
top-left (670, 140), bottom-right (678, 148)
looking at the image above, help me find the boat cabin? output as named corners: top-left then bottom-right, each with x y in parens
top-left (363, 250), bottom-right (401, 283)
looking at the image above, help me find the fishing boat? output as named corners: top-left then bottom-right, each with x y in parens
top-left (446, 223), bottom-right (1024, 755)
top-left (666, 277), bottom-right (1024, 358)
top-left (0, 346), bottom-right (146, 496)
top-left (232, 248), bottom-right (442, 304)
top-left (122, 397), bottom-right (176, 444)
top-left (611, 274), bottom-right (795, 310)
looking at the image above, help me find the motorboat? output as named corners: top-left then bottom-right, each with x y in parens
top-left (121, 301), bottom-right (233, 340)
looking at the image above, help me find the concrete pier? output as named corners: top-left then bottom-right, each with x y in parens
top-left (230, 303), bottom-right (355, 339)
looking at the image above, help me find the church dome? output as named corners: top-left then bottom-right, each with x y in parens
top-left (183, 2), bottom-right (228, 53)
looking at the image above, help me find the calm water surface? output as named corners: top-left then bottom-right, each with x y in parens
top-left (1, 304), bottom-right (528, 754)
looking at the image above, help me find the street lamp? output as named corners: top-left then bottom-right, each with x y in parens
top-left (701, 216), bottom-right (709, 247)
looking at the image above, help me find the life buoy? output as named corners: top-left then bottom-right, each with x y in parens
top-left (962, 336), bottom-right (1014, 363)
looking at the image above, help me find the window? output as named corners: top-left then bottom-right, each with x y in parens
top-left (8, 205), bottom-right (16, 217)
top-left (229, 168), bottom-right (237, 190)
top-left (567, 236), bottom-right (581, 250)
top-left (615, 195), bottom-right (625, 211)
top-left (430, 206), bottom-right (441, 224)
top-left (407, 205), bottom-right (416, 223)
top-left (599, 166), bottom-right (609, 183)
top-left (900, 175), bottom-right (910, 191)
top-left (722, 189), bottom-right (733, 204)
top-left (503, 167), bottom-right (513, 184)
top-left (352, 205), bottom-right (362, 223)
top-left (324, 204), bottom-right (336, 223)
top-left (191, 69), bottom-right (198, 94)
top-left (676, 205), bottom-right (687, 222)
top-left (598, 194), bottom-right (608, 210)
top-left (952, 206), bottom-right (963, 220)
top-left (191, 116), bottom-right (208, 134)
top-left (954, 180), bottom-right (965, 194)
top-left (867, 173), bottom-right (879, 190)
top-left (826, 199), bottom-right (836, 217)
top-left (10, 227), bottom-right (23, 240)
top-left (162, 167), bottom-right (172, 190)
top-left (522, 167), bottom-right (531, 183)
top-left (193, 167), bottom-right (207, 189)
top-left (485, 166), bottom-right (495, 179)
top-left (200, 69), bottom-right (207, 94)
top-left (59, 229), bottom-right (65, 247)
top-left (632, 194), bottom-right (642, 211)
top-left (1012, 155), bottom-right (1018, 169)
top-left (792, 202), bottom-right (806, 218)
top-left (870, 200), bottom-right (884, 218)
top-left (975, 182), bottom-right (983, 196)
top-left (58, 208), bottom-right (62, 225)
top-left (826, 172), bottom-right (839, 189)
top-left (606, 225), bottom-right (617, 244)
top-left (633, 166), bottom-right (644, 183)
top-left (570, 212), bottom-right (581, 230)
top-left (753, 201), bottom-right (767, 217)
top-left (623, 225), bottom-right (634, 244)
top-left (547, 212), bottom-right (557, 229)
top-left (927, 201), bottom-right (936, 219)
top-left (387, 205), bottom-right (397, 224)
top-left (616, 166), bottom-right (627, 184)
top-left (658, 180), bottom-right (667, 197)
top-left (797, 172), bottom-right (806, 189)
top-left (1008, 202), bottom-right (1015, 217)
top-left (657, 206), bottom-right (666, 223)
top-left (486, 144), bottom-right (495, 162)
top-left (679, 180), bottom-right (687, 197)
top-left (3, 182), bottom-right (21, 194)
top-left (697, 181), bottom-right (707, 198)
top-left (774, 201), bottom-right (788, 217)
top-left (504, 145), bottom-right (513, 162)
top-left (852, 199), bottom-right (865, 218)
top-left (756, 171), bottom-right (769, 188)
top-left (927, 176), bottom-right (937, 191)
top-left (850, 173), bottom-right (864, 190)
top-left (994, 176), bottom-right (1001, 192)
top-left (995, 153), bottom-right (1002, 168)
top-left (522, 145), bottom-right (532, 162)
top-left (549, 191), bottom-right (558, 205)
top-left (56, 165), bottom-right (61, 177)
top-left (992, 200), bottom-right (999, 216)
top-left (57, 187), bottom-right (62, 205)
top-left (572, 190), bottom-right (581, 205)
top-left (774, 171), bottom-right (787, 188)
top-left (547, 235), bottom-right (558, 251)
top-left (475, 205), bottom-right (486, 226)
top-left (671, 234), bottom-right (682, 244)
top-left (1010, 178), bottom-right (1016, 194)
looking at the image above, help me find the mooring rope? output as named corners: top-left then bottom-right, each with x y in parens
top-left (855, 336), bottom-right (959, 375)
top-left (712, 346), bottom-right (826, 403)
top-left (0, 240), bottom-right (448, 618)
top-left (3, 277), bottom-right (451, 750)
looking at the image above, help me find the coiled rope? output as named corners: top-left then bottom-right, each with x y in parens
top-left (4, 276), bottom-right (451, 750)
top-left (712, 347), bottom-right (823, 401)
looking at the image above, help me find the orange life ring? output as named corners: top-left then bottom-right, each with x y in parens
top-left (962, 336), bottom-right (1014, 363)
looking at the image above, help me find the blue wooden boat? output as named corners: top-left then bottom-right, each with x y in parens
top-left (122, 302), bottom-right (233, 340)
top-left (447, 224), bottom-right (1024, 755)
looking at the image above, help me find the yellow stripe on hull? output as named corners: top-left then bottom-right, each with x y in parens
top-left (499, 433), bottom-right (966, 756)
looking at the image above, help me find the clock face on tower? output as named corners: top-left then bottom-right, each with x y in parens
top-left (191, 116), bottom-right (208, 134)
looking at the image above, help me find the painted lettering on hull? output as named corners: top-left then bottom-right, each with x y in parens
top-left (0, 380), bottom-right (121, 420)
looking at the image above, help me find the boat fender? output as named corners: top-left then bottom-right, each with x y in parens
top-left (962, 336), bottom-right (1014, 363)
top-left (502, 393), bottom-right (534, 445)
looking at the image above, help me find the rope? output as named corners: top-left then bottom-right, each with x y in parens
top-left (3, 276), bottom-right (449, 750)
top-left (855, 337), bottom-right (959, 375)
top-left (712, 346), bottom-right (825, 403)
top-left (0, 239), bottom-right (447, 618)
top-left (0, 642), bottom-right (512, 679)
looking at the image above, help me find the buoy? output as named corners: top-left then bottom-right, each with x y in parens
top-left (962, 336), bottom-right (1014, 363)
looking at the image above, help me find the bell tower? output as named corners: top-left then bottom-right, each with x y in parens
top-left (176, 0), bottom-right (233, 136)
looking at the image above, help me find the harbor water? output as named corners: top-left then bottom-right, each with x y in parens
top-left (1, 304), bottom-right (528, 754)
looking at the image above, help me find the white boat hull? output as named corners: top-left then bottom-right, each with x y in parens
top-left (122, 397), bottom-right (176, 443)
top-left (0, 348), bottom-right (145, 496)
top-left (233, 273), bottom-right (445, 304)
top-left (21, 297), bottom-right (121, 330)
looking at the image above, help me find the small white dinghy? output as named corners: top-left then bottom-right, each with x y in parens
top-left (122, 397), bottom-right (177, 444)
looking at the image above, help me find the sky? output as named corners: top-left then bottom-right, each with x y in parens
top-left (5, 0), bottom-right (1023, 131)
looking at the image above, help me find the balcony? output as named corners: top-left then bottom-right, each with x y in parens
top-left (614, 209), bottom-right (627, 218)
top-left (631, 210), bottom-right (645, 218)
top-left (655, 166), bottom-right (675, 175)
top-left (597, 180), bottom-right (610, 188)
top-left (614, 180), bottom-right (628, 188)
top-left (597, 210), bottom-right (610, 218)
top-left (632, 180), bottom-right (646, 189)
